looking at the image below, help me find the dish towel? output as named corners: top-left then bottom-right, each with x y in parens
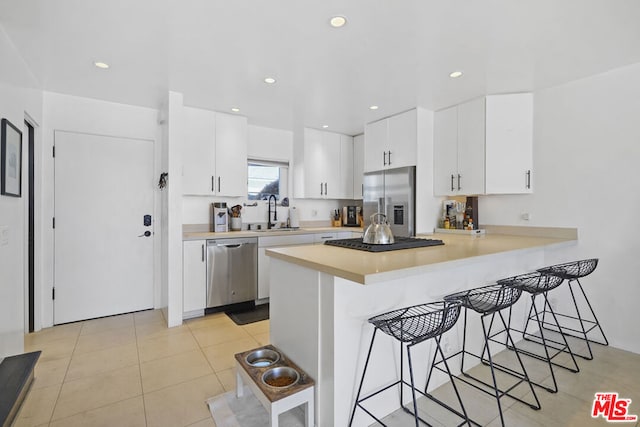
top-left (206, 386), bottom-right (306, 427)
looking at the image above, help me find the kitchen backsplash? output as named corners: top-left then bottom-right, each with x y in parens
top-left (182, 195), bottom-right (360, 227)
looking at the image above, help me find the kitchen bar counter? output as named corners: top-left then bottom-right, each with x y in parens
top-left (266, 231), bottom-right (576, 285)
top-left (267, 227), bottom-right (577, 426)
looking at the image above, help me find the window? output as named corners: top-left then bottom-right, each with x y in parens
top-left (247, 159), bottom-right (288, 200)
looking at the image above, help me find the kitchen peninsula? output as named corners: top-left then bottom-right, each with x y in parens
top-left (266, 229), bottom-right (577, 427)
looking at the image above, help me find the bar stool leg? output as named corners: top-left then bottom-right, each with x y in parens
top-left (405, 345), bottom-right (420, 427)
top-left (348, 328), bottom-right (378, 427)
top-left (566, 279), bottom-right (609, 360)
top-left (424, 335), bottom-right (475, 427)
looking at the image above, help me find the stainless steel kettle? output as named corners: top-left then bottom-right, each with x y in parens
top-left (362, 213), bottom-right (395, 244)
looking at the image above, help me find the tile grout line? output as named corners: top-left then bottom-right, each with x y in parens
top-left (133, 314), bottom-right (149, 427)
top-left (45, 321), bottom-right (84, 425)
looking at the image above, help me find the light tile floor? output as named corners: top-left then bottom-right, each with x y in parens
top-left (376, 335), bottom-right (640, 427)
top-left (14, 310), bottom-right (640, 426)
top-left (15, 310), bottom-right (269, 427)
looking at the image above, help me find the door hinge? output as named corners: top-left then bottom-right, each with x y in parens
top-left (52, 287), bottom-right (55, 300)
top-left (52, 217), bottom-right (55, 229)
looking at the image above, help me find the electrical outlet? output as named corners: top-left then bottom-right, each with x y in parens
top-left (0, 226), bottom-right (8, 246)
top-left (441, 337), bottom-right (452, 355)
top-left (521, 212), bottom-right (531, 221)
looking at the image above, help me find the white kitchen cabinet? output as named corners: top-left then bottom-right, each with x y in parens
top-left (313, 231), bottom-right (351, 244)
top-left (485, 93), bottom-right (533, 194)
top-left (182, 107), bottom-right (216, 195)
top-left (182, 107), bottom-right (248, 196)
top-left (433, 98), bottom-right (485, 196)
top-left (303, 128), bottom-right (347, 199)
top-left (183, 240), bottom-right (206, 317)
top-left (215, 113), bottom-right (248, 196)
top-left (433, 106), bottom-right (459, 196)
top-left (364, 109), bottom-right (417, 172)
top-left (353, 134), bottom-right (364, 199)
top-left (457, 97), bottom-right (486, 195)
top-left (339, 134), bottom-right (354, 199)
top-left (434, 94), bottom-right (532, 196)
top-left (258, 234), bottom-right (314, 300)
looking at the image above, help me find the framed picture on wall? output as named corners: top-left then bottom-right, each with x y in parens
top-left (1, 118), bottom-right (23, 197)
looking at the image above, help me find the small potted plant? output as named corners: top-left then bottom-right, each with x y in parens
top-left (229, 205), bottom-right (242, 231)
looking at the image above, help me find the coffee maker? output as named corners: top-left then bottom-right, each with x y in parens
top-left (342, 206), bottom-right (361, 227)
top-left (212, 202), bottom-right (229, 232)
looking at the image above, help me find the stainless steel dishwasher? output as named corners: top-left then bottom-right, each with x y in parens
top-left (206, 237), bottom-right (257, 308)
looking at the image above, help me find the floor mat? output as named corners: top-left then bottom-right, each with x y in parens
top-left (226, 304), bottom-right (269, 325)
top-left (207, 386), bottom-right (305, 427)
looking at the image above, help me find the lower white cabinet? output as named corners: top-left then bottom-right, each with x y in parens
top-left (183, 240), bottom-right (206, 316)
top-left (313, 231), bottom-right (352, 244)
top-left (258, 234), bottom-right (315, 300)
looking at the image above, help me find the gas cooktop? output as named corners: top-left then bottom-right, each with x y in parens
top-left (324, 237), bottom-right (444, 253)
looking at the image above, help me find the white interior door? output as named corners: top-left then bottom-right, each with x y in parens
top-left (54, 131), bottom-right (154, 324)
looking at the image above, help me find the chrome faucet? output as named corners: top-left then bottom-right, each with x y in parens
top-left (267, 195), bottom-right (277, 229)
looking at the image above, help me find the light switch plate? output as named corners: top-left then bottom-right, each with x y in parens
top-left (0, 226), bottom-right (9, 246)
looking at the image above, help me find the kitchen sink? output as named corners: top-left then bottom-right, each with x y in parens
top-left (255, 227), bottom-right (301, 232)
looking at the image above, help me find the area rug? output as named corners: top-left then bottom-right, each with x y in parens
top-left (207, 386), bottom-right (305, 427)
top-left (226, 303), bottom-right (269, 325)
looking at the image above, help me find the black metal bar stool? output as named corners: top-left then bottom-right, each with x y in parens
top-left (349, 301), bottom-right (473, 427)
top-left (436, 283), bottom-right (541, 427)
top-left (536, 258), bottom-right (608, 360)
top-left (497, 272), bottom-right (580, 393)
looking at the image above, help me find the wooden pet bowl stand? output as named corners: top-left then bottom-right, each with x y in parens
top-left (235, 344), bottom-right (315, 427)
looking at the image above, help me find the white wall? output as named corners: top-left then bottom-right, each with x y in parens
top-left (0, 25), bottom-right (43, 357)
top-left (41, 92), bottom-right (162, 327)
top-left (479, 62), bottom-right (640, 354)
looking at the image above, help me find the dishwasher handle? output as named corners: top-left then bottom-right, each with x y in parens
top-left (207, 238), bottom-right (257, 248)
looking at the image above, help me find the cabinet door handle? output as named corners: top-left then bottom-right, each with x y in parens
top-left (324, 182), bottom-right (327, 195)
top-left (388, 151), bottom-right (392, 165)
top-left (383, 151), bottom-right (387, 166)
top-left (320, 183), bottom-right (324, 195)
top-left (201, 244), bottom-right (205, 262)
top-left (218, 177), bottom-right (221, 193)
top-left (450, 174), bottom-right (455, 192)
top-left (526, 170), bottom-right (531, 189)
top-left (457, 174), bottom-right (461, 191)
top-left (211, 176), bottom-right (215, 192)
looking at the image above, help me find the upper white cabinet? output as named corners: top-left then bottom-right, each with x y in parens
top-left (485, 93), bottom-right (533, 194)
top-left (182, 107), bottom-right (248, 196)
top-left (302, 128), bottom-right (353, 199)
top-left (339, 134), bottom-right (354, 199)
top-left (433, 93), bottom-right (532, 196)
top-left (353, 134), bottom-right (364, 199)
top-left (364, 109), bottom-right (417, 172)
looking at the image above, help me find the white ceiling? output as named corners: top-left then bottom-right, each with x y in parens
top-left (1, 0), bottom-right (640, 135)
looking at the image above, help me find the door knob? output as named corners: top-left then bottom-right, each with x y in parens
top-left (138, 231), bottom-right (151, 237)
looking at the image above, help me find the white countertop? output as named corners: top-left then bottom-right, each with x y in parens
top-left (183, 226), bottom-right (363, 241)
top-left (265, 232), bottom-right (577, 285)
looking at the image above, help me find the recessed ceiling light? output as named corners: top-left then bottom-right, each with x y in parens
top-left (94, 61), bottom-right (110, 69)
top-left (369, 105), bottom-right (379, 110)
top-left (449, 71), bottom-right (463, 78)
top-left (330, 16), bottom-right (347, 28)
top-left (231, 107), bottom-right (240, 113)
top-left (322, 125), bottom-right (329, 129)
top-left (264, 77), bottom-right (276, 84)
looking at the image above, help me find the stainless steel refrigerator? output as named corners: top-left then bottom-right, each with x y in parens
top-left (363, 166), bottom-right (416, 237)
